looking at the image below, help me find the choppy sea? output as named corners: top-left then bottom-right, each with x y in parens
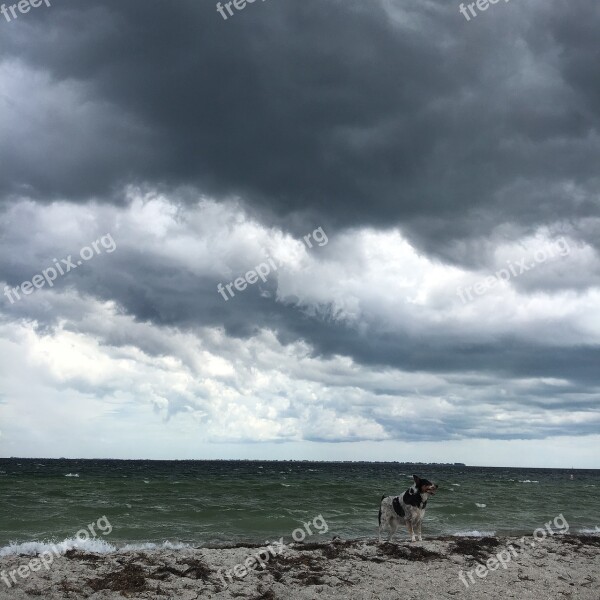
top-left (1, 459), bottom-right (598, 556)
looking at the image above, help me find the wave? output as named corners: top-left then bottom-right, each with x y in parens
top-left (475, 503), bottom-right (486, 508)
top-left (119, 541), bottom-right (192, 552)
top-left (64, 473), bottom-right (79, 478)
top-left (453, 530), bottom-right (496, 537)
top-left (0, 538), bottom-right (193, 557)
top-left (0, 537), bottom-right (116, 557)
top-left (578, 527), bottom-right (600, 535)
top-left (518, 480), bottom-right (539, 483)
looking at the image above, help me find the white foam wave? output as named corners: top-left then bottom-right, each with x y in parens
top-left (453, 530), bottom-right (496, 537)
top-left (578, 527), bottom-right (600, 535)
top-left (475, 503), bottom-right (487, 508)
top-left (0, 538), bottom-right (193, 557)
top-left (451, 483), bottom-right (460, 487)
top-left (518, 480), bottom-right (539, 483)
top-left (64, 473), bottom-right (79, 478)
top-left (119, 541), bottom-right (192, 552)
top-left (0, 537), bottom-right (116, 557)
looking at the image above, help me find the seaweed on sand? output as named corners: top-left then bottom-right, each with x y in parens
top-left (450, 536), bottom-right (501, 564)
top-left (87, 561), bottom-right (148, 594)
top-left (378, 542), bottom-right (445, 562)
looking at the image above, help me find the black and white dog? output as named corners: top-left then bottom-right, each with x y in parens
top-left (378, 474), bottom-right (438, 542)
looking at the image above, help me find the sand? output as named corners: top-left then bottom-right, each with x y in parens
top-left (0, 535), bottom-right (598, 599)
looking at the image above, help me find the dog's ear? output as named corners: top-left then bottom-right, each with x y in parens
top-left (412, 474), bottom-right (421, 485)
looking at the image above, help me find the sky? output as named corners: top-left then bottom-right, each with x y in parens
top-left (0, 0), bottom-right (598, 467)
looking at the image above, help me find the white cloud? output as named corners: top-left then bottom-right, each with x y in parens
top-left (0, 192), bottom-right (598, 463)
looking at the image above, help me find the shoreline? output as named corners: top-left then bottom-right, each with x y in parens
top-left (3, 530), bottom-right (600, 554)
top-left (1, 534), bottom-right (598, 599)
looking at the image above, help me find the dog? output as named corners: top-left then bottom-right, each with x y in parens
top-left (378, 474), bottom-right (438, 542)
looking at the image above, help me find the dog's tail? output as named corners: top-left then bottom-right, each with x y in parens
top-left (378, 494), bottom-right (386, 526)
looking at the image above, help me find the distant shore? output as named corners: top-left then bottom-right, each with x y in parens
top-left (1, 534), bottom-right (598, 599)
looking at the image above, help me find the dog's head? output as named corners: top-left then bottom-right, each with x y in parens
top-left (413, 474), bottom-right (438, 497)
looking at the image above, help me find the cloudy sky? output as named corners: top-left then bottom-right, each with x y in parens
top-left (0, 0), bottom-right (598, 467)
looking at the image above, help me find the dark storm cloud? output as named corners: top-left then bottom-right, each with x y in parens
top-left (0, 0), bottom-right (599, 448)
top-left (0, 0), bottom-right (599, 253)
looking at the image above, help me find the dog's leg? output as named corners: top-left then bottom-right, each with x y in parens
top-left (416, 520), bottom-right (423, 541)
top-left (388, 519), bottom-right (398, 542)
top-left (407, 521), bottom-right (417, 542)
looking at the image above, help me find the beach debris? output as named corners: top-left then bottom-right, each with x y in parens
top-left (450, 536), bottom-right (501, 564)
top-left (87, 561), bottom-right (147, 593)
top-left (378, 542), bottom-right (444, 562)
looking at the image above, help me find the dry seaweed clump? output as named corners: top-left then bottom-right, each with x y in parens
top-left (252, 586), bottom-right (277, 600)
top-left (450, 537), bottom-right (501, 563)
top-left (268, 552), bottom-right (325, 573)
top-left (561, 535), bottom-right (600, 549)
top-left (265, 551), bottom-right (328, 587)
top-left (378, 542), bottom-right (444, 562)
top-left (323, 543), bottom-right (344, 559)
top-left (150, 557), bottom-right (212, 581)
top-left (87, 562), bottom-right (148, 594)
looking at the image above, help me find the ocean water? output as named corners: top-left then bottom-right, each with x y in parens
top-left (1, 459), bottom-right (598, 555)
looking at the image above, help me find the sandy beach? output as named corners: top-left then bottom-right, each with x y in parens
top-left (0, 534), bottom-right (598, 599)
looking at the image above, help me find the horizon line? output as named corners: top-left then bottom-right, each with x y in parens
top-left (1, 457), bottom-right (597, 469)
